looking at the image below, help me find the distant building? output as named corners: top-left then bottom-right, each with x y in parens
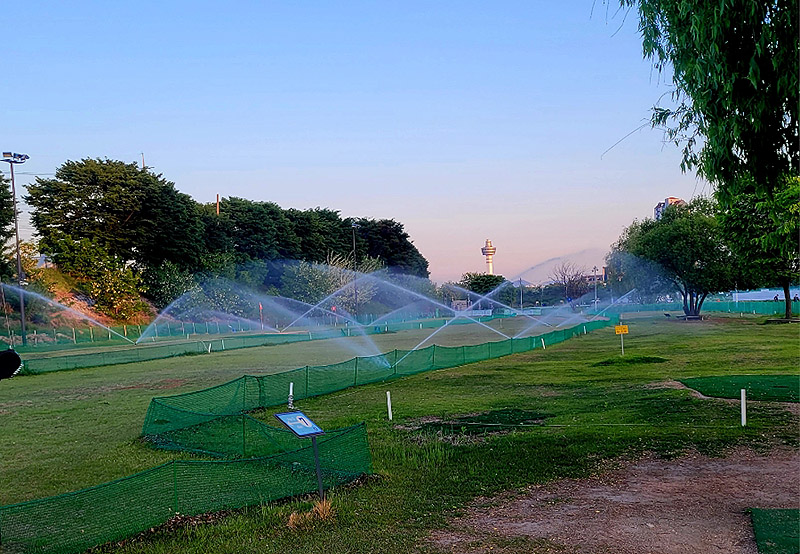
top-left (451, 299), bottom-right (472, 311)
top-left (582, 267), bottom-right (607, 283)
top-left (654, 197), bottom-right (686, 220)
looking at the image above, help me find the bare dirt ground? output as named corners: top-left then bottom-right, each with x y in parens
top-left (428, 448), bottom-right (799, 554)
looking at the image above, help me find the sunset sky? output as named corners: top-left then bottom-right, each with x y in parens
top-left (4, 1), bottom-right (704, 282)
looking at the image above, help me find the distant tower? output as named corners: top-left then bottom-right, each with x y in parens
top-left (481, 239), bottom-right (497, 275)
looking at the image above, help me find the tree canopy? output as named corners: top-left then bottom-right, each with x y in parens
top-left (612, 198), bottom-right (740, 316)
top-left (23, 158), bottom-right (430, 317)
top-left (624, 0), bottom-right (798, 317)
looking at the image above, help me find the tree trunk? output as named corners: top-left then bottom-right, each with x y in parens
top-left (782, 278), bottom-right (792, 320)
top-left (680, 289), bottom-right (689, 316)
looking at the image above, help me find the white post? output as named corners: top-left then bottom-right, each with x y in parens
top-left (620, 333), bottom-right (625, 356)
top-left (386, 391), bottom-right (393, 421)
top-left (541, 337), bottom-right (546, 349)
top-left (583, 325), bottom-right (587, 335)
top-left (221, 339), bottom-right (225, 351)
top-left (740, 389), bottom-right (747, 426)
top-left (288, 382), bottom-right (294, 409)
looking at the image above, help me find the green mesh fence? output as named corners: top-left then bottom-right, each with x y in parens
top-left (599, 300), bottom-right (799, 316)
top-left (0, 317), bottom-right (614, 554)
top-left (141, 318), bottom-right (616, 438)
top-left (0, 424), bottom-right (370, 554)
top-left (17, 314), bottom-right (517, 375)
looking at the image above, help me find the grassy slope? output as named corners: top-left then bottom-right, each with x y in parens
top-left (1, 315), bottom-right (797, 554)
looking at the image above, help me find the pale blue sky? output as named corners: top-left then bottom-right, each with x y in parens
top-left (4, 1), bottom-right (703, 282)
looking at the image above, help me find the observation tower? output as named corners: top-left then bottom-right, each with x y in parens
top-left (481, 239), bottom-right (497, 275)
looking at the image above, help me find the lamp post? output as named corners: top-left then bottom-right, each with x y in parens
top-left (593, 266), bottom-right (598, 309)
top-left (2, 152), bottom-right (29, 347)
top-left (351, 222), bottom-right (360, 319)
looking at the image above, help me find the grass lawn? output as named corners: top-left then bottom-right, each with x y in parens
top-left (0, 315), bottom-right (797, 554)
top-left (681, 375), bottom-right (800, 402)
top-left (751, 509), bottom-right (800, 554)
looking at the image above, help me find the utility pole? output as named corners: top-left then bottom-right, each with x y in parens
top-left (593, 266), bottom-right (598, 309)
top-left (2, 152), bottom-right (29, 346)
top-left (351, 222), bottom-right (360, 319)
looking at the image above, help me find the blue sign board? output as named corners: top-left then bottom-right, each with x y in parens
top-left (274, 411), bottom-right (325, 438)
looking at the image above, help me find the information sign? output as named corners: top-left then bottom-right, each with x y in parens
top-left (615, 325), bottom-right (629, 335)
top-left (274, 411), bottom-right (325, 438)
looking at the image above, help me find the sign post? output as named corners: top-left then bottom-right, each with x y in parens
top-left (274, 411), bottom-right (326, 500)
top-left (615, 324), bottom-right (629, 355)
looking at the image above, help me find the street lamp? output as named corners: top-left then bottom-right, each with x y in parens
top-left (2, 152), bottom-right (29, 347)
top-left (351, 222), bottom-right (360, 319)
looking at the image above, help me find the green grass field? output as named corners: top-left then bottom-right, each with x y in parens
top-left (681, 375), bottom-right (800, 402)
top-left (751, 509), bottom-right (800, 554)
top-left (1, 314), bottom-right (797, 553)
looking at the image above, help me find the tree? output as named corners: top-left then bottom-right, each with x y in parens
top-left (717, 177), bottom-right (799, 318)
top-left (549, 261), bottom-right (588, 302)
top-left (48, 235), bottom-right (144, 320)
top-left (606, 236), bottom-right (675, 303)
top-left (615, 198), bottom-right (738, 316)
top-left (354, 218), bottom-right (430, 278)
top-left (623, 0), bottom-right (799, 316)
top-left (26, 158), bottom-right (205, 270)
top-left (457, 273), bottom-right (507, 296)
top-left (622, 0), bottom-right (797, 197)
top-left (280, 252), bottom-right (384, 315)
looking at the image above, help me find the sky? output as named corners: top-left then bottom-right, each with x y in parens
top-left (3, 1), bottom-right (706, 283)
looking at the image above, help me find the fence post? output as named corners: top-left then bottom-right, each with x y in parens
top-left (173, 461), bottom-right (179, 513)
top-left (305, 365), bottom-right (310, 396)
top-left (432, 344), bottom-right (436, 368)
top-left (462, 345), bottom-right (466, 365)
top-left (354, 357), bottom-right (359, 386)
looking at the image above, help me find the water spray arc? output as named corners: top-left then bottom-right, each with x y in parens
top-left (0, 284), bottom-right (135, 344)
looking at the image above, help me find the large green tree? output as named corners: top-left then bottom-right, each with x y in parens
top-left (354, 218), bottom-right (430, 278)
top-left (614, 198), bottom-right (739, 317)
top-left (623, 0), bottom-right (799, 317)
top-left (26, 159), bottom-right (204, 269)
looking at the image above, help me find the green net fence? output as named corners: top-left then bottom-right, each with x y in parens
top-left (0, 317), bottom-right (615, 554)
top-left (0, 423), bottom-right (370, 554)
top-left (18, 314), bottom-right (513, 375)
top-left (599, 300), bottom-right (799, 316)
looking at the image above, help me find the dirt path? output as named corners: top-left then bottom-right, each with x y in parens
top-left (428, 448), bottom-right (799, 554)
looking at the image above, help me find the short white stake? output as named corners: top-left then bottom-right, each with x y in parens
top-left (740, 389), bottom-right (747, 426)
top-left (288, 382), bottom-right (294, 409)
top-left (541, 338), bottom-right (546, 350)
top-left (583, 326), bottom-right (587, 335)
top-left (386, 391), bottom-right (393, 421)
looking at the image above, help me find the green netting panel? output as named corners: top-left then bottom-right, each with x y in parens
top-left (431, 345), bottom-right (461, 369)
top-left (142, 400), bottom-right (225, 438)
top-left (0, 424), bottom-right (370, 554)
top-left (0, 464), bottom-right (175, 554)
top-left (354, 354), bottom-right (394, 386)
top-left (463, 342), bottom-right (490, 364)
top-left (394, 346), bottom-right (434, 375)
top-left (512, 337), bottom-right (535, 353)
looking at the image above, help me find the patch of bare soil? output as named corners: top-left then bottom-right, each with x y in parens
top-left (428, 448), bottom-right (799, 554)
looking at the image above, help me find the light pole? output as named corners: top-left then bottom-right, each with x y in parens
top-left (351, 222), bottom-right (360, 320)
top-left (593, 266), bottom-right (598, 310)
top-left (2, 152), bottom-right (29, 347)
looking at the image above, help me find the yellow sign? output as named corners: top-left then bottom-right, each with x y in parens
top-left (615, 325), bottom-right (629, 335)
